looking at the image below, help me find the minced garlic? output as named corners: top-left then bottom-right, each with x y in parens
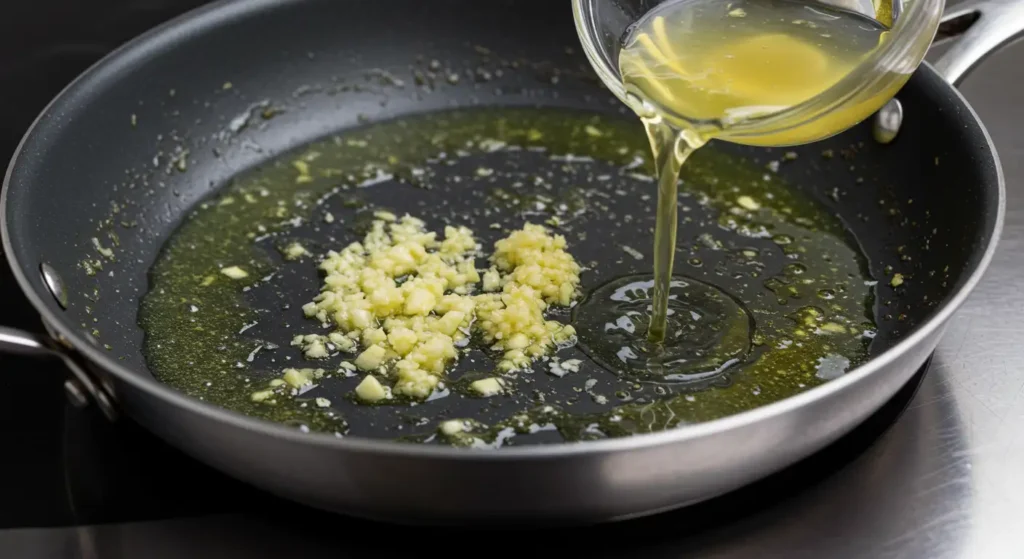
top-left (474, 223), bottom-right (580, 371)
top-left (439, 419), bottom-right (467, 436)
top-left (251, 367), bottom-right (326, 402)
top-left (736, 195), bottom-right (761, 211)
top-left (282, 367), bottom-right (325, 389)
top-left (490, 223), bottom-right (580, 306)
top-left (355, 374), bottom-right (390, 402)
top-left (220, 265), bottom-right (248, 279)
top-left (301, 214), bottom-right (580, 402)
top-left (281, 242), bottom-right (310, 261)
top-left (291, 333), bottom-right (355, 359)
top-left (470, 377), bottom-right (505, 397)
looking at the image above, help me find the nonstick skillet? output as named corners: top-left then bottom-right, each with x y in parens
top-left (0, 0), bottom-right (1013, 524)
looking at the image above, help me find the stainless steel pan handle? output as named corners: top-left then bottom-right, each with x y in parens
top-left (0, 325), bottom-right (118, 420)
top-left (0, 326), bottom-right (54, 357)
top-left (875, 0), bottom-right (1024, 143)
top-left (935, 0), bottom-right (1024, 87)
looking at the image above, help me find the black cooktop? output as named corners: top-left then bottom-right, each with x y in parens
top-left (0, 0), bottom-right (926, 539)
top-left (0, 0), bottom-right (203, 529)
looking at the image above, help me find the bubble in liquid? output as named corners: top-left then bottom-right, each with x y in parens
top-left (573, 274), bottom-right (754, 385)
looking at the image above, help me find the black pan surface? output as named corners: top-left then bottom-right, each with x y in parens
top-left (1, 0), bottom-right (999, 441)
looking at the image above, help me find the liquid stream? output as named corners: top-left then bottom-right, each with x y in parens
top-left (618, 0), bottom-right (888, 357)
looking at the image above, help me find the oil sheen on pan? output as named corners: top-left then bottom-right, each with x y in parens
top-left (138, 107), bottom-right (877, 447)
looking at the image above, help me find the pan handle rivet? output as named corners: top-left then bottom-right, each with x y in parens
top-left (873, 98), bottom-right (903, 145)
top-left (40, 263), bottom-right (68, 309)
top-left (64, 379), bottom-right (90, 409)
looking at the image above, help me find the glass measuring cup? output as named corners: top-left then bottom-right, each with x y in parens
top-left (572, 0), bottom-right (945, 147)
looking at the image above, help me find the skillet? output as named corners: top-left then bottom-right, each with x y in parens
top-left (0, 0), bottom-right (1015, 524)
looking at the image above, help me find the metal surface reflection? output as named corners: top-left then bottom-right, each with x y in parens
top-left (0, 364), bottom-right (975, 558)
top-left (1, 1), bottom-right (1023, 556)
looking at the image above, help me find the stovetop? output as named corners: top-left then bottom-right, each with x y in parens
top-left (2, 1), bottom-right (1022, 557)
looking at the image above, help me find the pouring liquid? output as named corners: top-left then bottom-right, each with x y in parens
top-left (615, 0), bottom-right (888, 349)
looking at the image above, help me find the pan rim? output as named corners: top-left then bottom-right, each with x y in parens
top-left (0, 0), bottom-right (1006, 460)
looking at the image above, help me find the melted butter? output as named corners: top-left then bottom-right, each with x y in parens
top-left (607, 0), bottom-right (893, 370)
top-left (618, 0), bottom-right (894, 144)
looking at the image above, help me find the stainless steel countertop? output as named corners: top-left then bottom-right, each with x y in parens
top-left (3, 25), bottom-right (1022, 559)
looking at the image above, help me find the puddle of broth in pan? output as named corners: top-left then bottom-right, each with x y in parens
top-left (138, 107), bottom-right (876, 445)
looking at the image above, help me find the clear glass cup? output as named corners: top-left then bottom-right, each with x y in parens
top-left (572, 0), bottom-right (945, 147)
